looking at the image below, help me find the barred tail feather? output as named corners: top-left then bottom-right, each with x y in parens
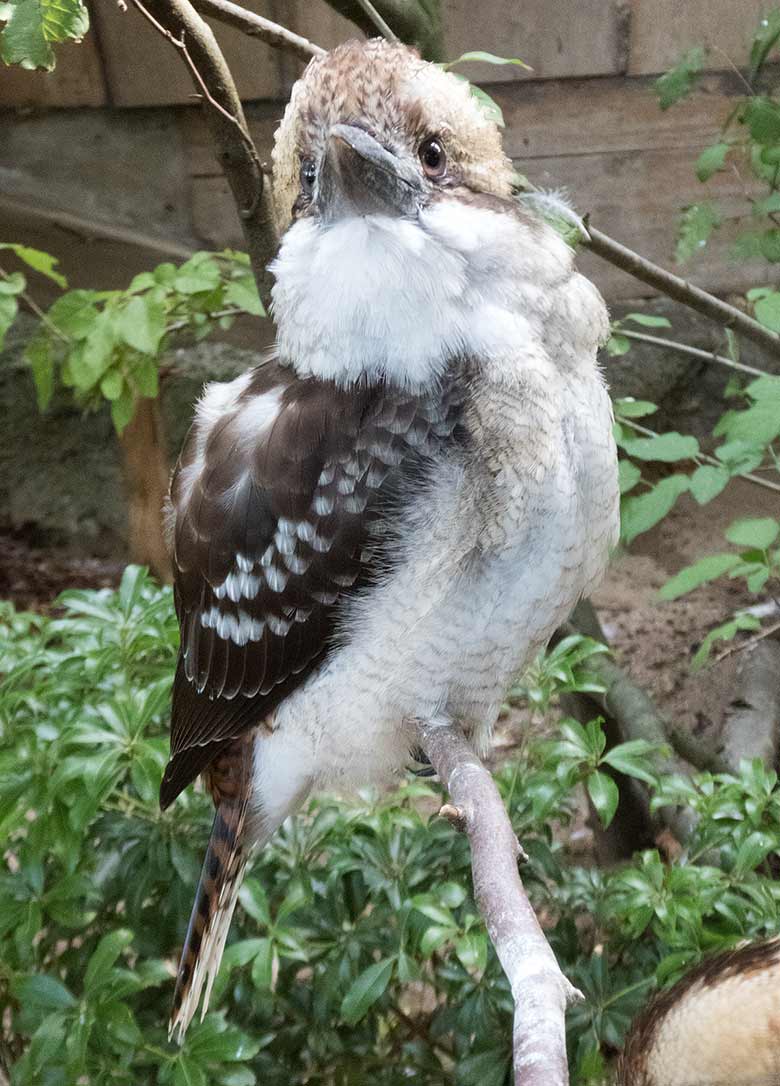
top-left (169, 801), bottom-right (248, 1043)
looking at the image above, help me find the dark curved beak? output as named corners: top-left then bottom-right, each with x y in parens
top-left (318, 123), bottom-right (422, 222)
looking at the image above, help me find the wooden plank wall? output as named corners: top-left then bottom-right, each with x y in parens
top-left (1, 0), bottom-right (773, 301)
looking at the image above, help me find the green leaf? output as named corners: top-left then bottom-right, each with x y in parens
top-left (613, 398), bottom-right (658, 419)
top-left (0, 271), bottom-right (25, 295)
top-left (689, 464), bottom-right (730, 504)
top-left (446, 50), bottom-right (532, 71)
top-left (84, 928), bottom-right (133, 992)
top-left (0, 0), bottom-right (89, 70)
top-left (587, 770), bottom-right (619, 829)
top-left (622, 313), bottom-right (672, 329)
top-left (743, 96), bottom-right (780, 145)
top-left (128, 271), bottom-right (156, 293)
top-left (725, 517), bottom-right (779, 550)
top-left (118, 294), bottom-right (166, 355)
top-left (340, 958), bottom-right (394, 1025)
top-left (12, 973), bottom-right (76, 1011)
top-left (660, 553), bottom-right (740, 600)
top-left (173, 257), bottom-right (221, 295)
top-left (750, 8), bottom-right (780, 79)
top-left (468, 84), bottom-right (504, 127)
top-left (249, 938), bottom-right (275, 990)
top-left (456, 1049), bottom-right (511, 1086)
top-left (695, 142), bottom-right (730, 182)
top-left (238, 879), bottom-right (271, 926)
top-left (760, 229), bottom-right (780, 262)
top-left (751, 290), bottom-right (780, 332)
top-left (606, 333), bottom-right (630, 356)
top-left (420, 924), bottom-right (455, 955)
top-left (24, 333), bottom-right (54, 410)
top-left (454, 932), bottom-right (487, 974)
top-left (100, 367), bottom-right (124, 401)
top-left (47, 289), bottom-right (98, 339)
top-left (110, 383), bottom-right (135, 434)
top-left (412, 896), bottom-right (455, 926)
top-left (0, 243), bottom-right (66, 287)
top-left (692, 612), bottom-right (761, 669)
top-left (654, 47), bottom-right (705, 110)
top-left (224, 276), bottom-right (264, 317)
top-left (602, 740), bottom-right (660, 785)
top-left (676, 203), bottom-right (720, 264)
top-left (619, 432), bottom-right (699, 462)
top-left (621, 474), bottom-right (690, 544)
top-left (618, 459), bottom-right (642, 495)
top-left (733, 831), bottom-right (777, 874)
top-left (0, 292), bottom-right (18, 351)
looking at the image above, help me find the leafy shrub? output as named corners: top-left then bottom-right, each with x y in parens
top-left (3, 570), bottom-right (780, 1085)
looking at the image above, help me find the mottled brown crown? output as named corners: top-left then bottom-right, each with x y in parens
top-left (272, 38), bottom-right (513, 236)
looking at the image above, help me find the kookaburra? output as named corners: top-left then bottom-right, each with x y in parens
top-left (161, 38), bottom-right (619, 1038)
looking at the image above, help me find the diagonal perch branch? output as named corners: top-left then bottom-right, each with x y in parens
top-left (418, 718), bottom-right (581, 1086)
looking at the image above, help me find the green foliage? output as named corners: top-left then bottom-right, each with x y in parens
top-left (675, 202), bottom-right (721, 264)
top-left (0, 0), bottom-right (88, 69)
top-left (4, 572), bottom-right (780, 1084)
top-left (2, 247), bottom-right (264, 433)
top-left (445, 53), bottom-right (531, 128)
top-left (658, 10), bottom-right (780, 265)
top-left (654, 47), bottom-right (705, 110)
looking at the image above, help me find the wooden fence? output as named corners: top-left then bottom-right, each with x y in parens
top-left (0, 0), bottom-right (773, 300)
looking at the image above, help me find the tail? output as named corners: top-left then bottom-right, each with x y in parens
top-left (169, 800), bottom-right (249, 1042)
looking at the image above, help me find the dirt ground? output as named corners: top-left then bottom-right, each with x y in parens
top-left (2, 475), bottom-right (777, 750)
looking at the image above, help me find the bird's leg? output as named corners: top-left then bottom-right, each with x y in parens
top-left (415, 716), bottom-right (581, 1086)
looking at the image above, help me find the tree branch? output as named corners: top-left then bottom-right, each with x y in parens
top-left (128, 0), bottom-right (277, 306)
top-left (620, 328), bottom-right (768, 380)
top-left (353, 0), bottom-right (400, 41)
top-left (327, 0), bottom-right (445, 60)
top-left (585, 225), bottom-right (780, 361)
top-left (192, 0), bottom-right (323, 61)
top-left (418, 718), bottom-right (581, 1086)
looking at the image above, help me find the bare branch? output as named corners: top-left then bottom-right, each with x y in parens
top-left (127, 0), bottom-right (277, 305)
top-left (192, 0), bottom-right (323, 61)
top-left (418, 718), bottom-right (581, 1086)
top-left (585, 225), bottom-right (780, 361)
top-left (353, 0), bottom-right (399, 41)
top-left (620, 328), bottom-right (768, 380)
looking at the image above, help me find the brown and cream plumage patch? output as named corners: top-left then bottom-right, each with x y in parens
top-left (617, 937), bottom-right (780, 1086)
top-left (271, 38), bottom-right (514, 236)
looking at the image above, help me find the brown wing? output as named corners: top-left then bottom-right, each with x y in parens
top-left (160, 362), bottom-right (460, 808)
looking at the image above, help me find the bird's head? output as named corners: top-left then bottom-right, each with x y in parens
top-left (272, 38), bottom-right (513, 233)
top-left (270, 39), bottom-right (578, 387)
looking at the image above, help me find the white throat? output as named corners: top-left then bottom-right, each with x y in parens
top-left (270, 200), bottom-right (575, 389)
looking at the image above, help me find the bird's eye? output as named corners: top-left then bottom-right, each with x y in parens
top-left (419, 138), bottom-right (447, 179)
top-left (300, 157), bottom-right (317, 195)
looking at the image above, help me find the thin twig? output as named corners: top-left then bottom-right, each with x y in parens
top-left (714, 618), bottom-right (780, 664)
top-left (585, 225), bottom-right (780, 361)
top-left (353, 0), bottom-right (399, 41)
top-left (620, 418), bottom-right (780, 495)
top-left (418, 718), bottom-right (581, 1086)
top-left (0, 265), bottom-right (70, 345)
top-left (131, 0), bottom-right (253, 137)
top-left (620, 328), bottom-right (768, 380)
top-left (192, 0), bottom-right (323, 61)
top-left (127, 0), bottom-right (277, 305)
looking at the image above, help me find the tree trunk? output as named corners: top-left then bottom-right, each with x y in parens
top-left (118, 396), bottom-right (172, 583)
